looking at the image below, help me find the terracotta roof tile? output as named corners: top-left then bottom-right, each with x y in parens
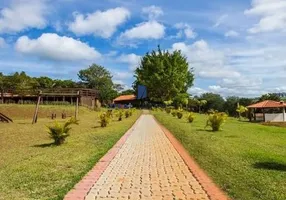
top-left (247, 100), bottom-right (286, 108)
top-left (114, 94), bottom-right (136, 102)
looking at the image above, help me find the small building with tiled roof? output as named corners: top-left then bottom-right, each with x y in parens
top-left (247, 100), bottom-right (286, 122)
top-left (113, 94), bottom-right (137, 105)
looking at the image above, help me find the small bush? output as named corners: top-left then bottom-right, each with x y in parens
top-left (165, 107), bottom-right (172, 114)
top-left (99, 112), bottom-right (110, 127)
top-left (46, 117), bottom-right (79, 145)
top-left (188, 112), bottom-right (195, 123)
top-left (129, 109), bottom-right (133, 116)
top-left (125, 110), bottom-right (130, 118)
top-left (171, 110), bottom-right (177, 117)
top-left (206, 111), bottom-right (227, 131)
top-left (116, 110), bottom-right (123, 121)
top-left (177, 109), bottom-right (183, 119)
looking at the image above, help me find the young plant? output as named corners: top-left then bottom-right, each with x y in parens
top-left (188, 112), bottom-right (195, 123)
top-left (236, 105), bottom-right (248, 121)
top-left (116, 110), bottom-right (123, 121)
top-left (205, 111), bottom-right (228, 131)
top-left (46, 117), bottom-right (79, 145)
top-left (165, 107), bottom-right (172, 114)
top-left (177, 109), bottom-right (184, 119)
top-left (125, 110), bottom-right (130, 118)
top-left (99, 112), bottom-right (110, 127)
top-left (171, 110), bottom-right (177, 117)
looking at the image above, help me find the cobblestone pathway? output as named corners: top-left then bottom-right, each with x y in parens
top-left (85, 115), bottom-right (210, 200)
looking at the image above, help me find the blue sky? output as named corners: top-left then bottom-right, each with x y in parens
top-left (1, 0), bottom-right (286, 97)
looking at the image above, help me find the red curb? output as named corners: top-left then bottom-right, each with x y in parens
top-left (64, 115), bottom-right (142, 200)
top-left (154, 116), bottom-right (231, 200)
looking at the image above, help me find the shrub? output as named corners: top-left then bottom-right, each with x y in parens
top-left (116, 110), bottom-right (123, 121)
top-left (165, 107), bottom-right (172, 114)
top-left (99, 112), bottom-right (110, 127)
top-left (206, 111), bottom-right (227, 131)
top-left (171, 110), bottom-right (177, 117)
top-left (125, 110), bottom-right (130, 118)
top-left (46, 117), bottom-right (79, 145)
top-left (129, 109), bottom-right (133, 116)
top-left (177, 109), bottom-right (183, 119)
top-left (188, 112), bottom-right (195, 123)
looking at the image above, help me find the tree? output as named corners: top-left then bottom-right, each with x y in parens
top-left (197, 100), bottom-right (207, 113)
top-left (259, 93), bottom-right (281, 102)
top-left (78, 64), bottom-right (117, 103)
top-left (239, 98), bottom-right (254, 107)
top-left (200, 93), bottom-right (225, 112)
top-left (224, 96), bottom-right (239, 116)
top-left (236, 105), bottom-right (248, 120)
top-left (134, 46), bottom-right (194, 102)
top-left (120, 89), bottom-right (135, 96)
top-left (173, 93), bottom-right (189, 108)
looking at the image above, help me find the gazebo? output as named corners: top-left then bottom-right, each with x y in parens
top-left (247, 100), bottom-right (286, 122)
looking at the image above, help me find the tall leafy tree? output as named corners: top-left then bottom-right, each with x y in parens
top-left (200, 93), bottom-right (225, 112)
top-left (134, 46), bottom-right (194, 102)
top-left (259, 93), bottom-right (281, 102)
top-left (78, 64), bottom-right (117, 102)
top-left (224, 96), bottom-right (240, 116)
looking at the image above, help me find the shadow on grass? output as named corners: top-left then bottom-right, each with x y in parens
top-left (196, 128), bottom-right (216, 133)
top-left (253, 162), bottom-right (286, 172)
top-left (32, 143), bottom-right (55, 148)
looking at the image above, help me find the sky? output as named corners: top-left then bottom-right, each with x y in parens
top-left (0, 0), bottom-right (286, 97)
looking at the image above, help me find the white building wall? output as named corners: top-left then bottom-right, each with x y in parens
top-left (265, 113), bottom-right (284, 122)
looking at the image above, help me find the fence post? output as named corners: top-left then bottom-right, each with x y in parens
top-left (32, 91), bottom-right (42, 124)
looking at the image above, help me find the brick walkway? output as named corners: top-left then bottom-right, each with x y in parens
top-left (84, 115), bottom-right (211, 200)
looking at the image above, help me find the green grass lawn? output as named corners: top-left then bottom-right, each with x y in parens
top-left (0, 105), bottom-right (141, 200)
top-left (153, 111), bottom-right (286, 200)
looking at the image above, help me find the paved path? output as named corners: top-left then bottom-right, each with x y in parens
top-left (85, 115), bottom-right (210, 200)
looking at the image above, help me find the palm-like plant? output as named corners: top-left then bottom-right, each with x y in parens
top-left (236, 105), bottom-right (248, 120)
top-left (198, 100), bottom-right (207, 113)
top-left (206, 111), bottom-right (227, 131)
top-left (47, 117), bottom-right (79, 145)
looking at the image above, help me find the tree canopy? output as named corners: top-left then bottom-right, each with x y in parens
top-left (134, 46), bottom-right (194, 102)
top-left (200, 93), bottom-right (225, 112)
top-left (259, 93), bottom-right (281, 102)
top-left (78, 64), bottom-right (119, 102)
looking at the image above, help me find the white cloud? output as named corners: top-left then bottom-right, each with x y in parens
top-left (15, 33), bottom-right (101, 61)
top-left (245, 0), bottom-right (286, 33)
top-left (213, 14), bottom-right (228, 27)
top-left (225, 30), bottom-right (239, 37)
top-left (0, 37), bottom-right (6, 48)
top-left (119, 21), bottom-right (165, 40)
top-left (68, 7), bottom-right (130, 38)
top-left (117, 53), bottom-right (141, 70)
top-left (188, 87), bottom-right (207, 96)
top-left (0, 0), bottom-right (48, 33)
top-left (142, 5), bottom-right (163, 20)
top-left (113, 71), bottom-right (133, 79)
top-left (171, 40), bottom-right (239, 79)
top-left (175, 23), bottom-right (197, 39)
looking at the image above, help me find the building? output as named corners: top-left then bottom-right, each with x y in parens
top-left (247, 100), bottom-right (286, 122)
top-left (113, 94), bottom-right (136, 105)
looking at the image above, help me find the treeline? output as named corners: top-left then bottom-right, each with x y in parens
top-left (0, 64), bottom-right (133, 103)
top-left (190, 92), bottom-right (283, 117)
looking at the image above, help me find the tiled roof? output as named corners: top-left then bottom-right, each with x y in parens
top-left (114, 94), bottom-right (136, 102)
top-left (247, 100), bottom-right (286, 108)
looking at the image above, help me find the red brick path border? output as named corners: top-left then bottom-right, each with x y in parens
top-left (64, 115), bottom-right (142, 200)
top-left (154, 116), bottom-right (230, 200)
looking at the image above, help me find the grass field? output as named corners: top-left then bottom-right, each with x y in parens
top-left (0, 104), bottom-right (141, 200)
top-left (154, 111), bottom-right (286, 200)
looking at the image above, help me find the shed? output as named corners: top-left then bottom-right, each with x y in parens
top-left (247, 100), bottom-right (286, 122)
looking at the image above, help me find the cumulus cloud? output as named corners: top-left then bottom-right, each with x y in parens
top-left (142, 5), bottom-right (163, 20)
top-left (174, 23), bottom-right (197, 39)
top-left (119, 21), bottom-right (165, 40)
top-left (117, 53), bottom-right (141, 70)
top-left (0, 0), bottom-right (48, 33)
top-left (225, 30), bottom-right (239, 37)
top-left (15, 33), bottom-right (101, 61)
top-left (68, 7), bottom-right (130, 38)
top-left (171, 40), bottom-right (239, 79)
top-left (245, 0), bottom-right (286, 33)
